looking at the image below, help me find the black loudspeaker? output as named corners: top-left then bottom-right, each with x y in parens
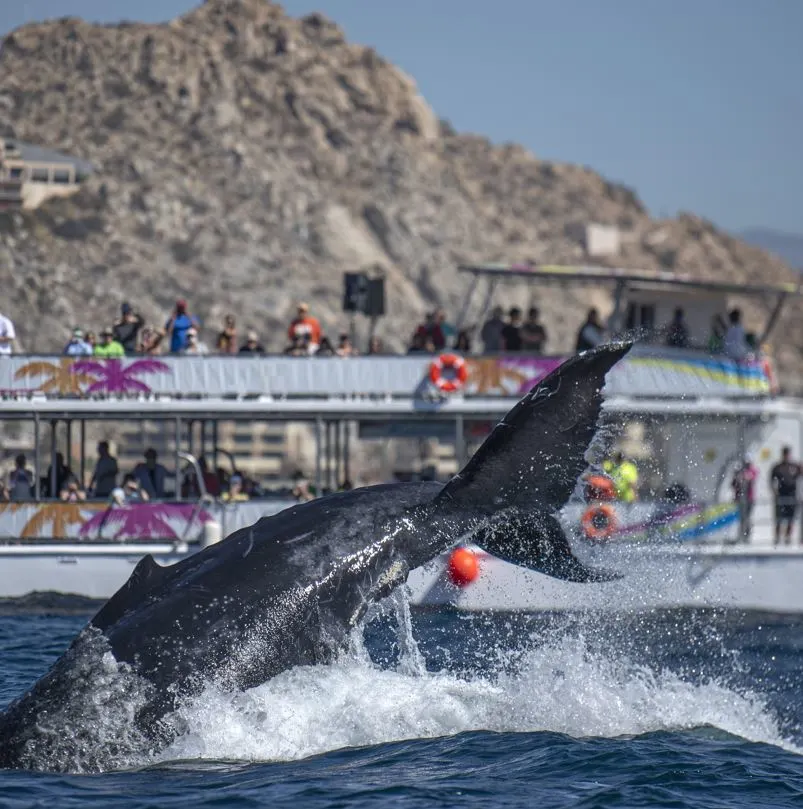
top-left (343, 272), bottom-right (368, 312)
top-left (365, 277), bottom-right (385, 317)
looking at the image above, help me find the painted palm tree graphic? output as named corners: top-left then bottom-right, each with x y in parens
top-left (72, 358), bottom-right (169, 395)
top-left (466, 358), bottom-right (528, 395)
top-left (13, 358), bottom-right (97, 395)
top-left (20, 503), bottom-right (100, 538)
top-left (79, 503), bottom-right (213, 541)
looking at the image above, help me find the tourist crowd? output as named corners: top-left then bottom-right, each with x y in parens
top-left (1, 442), bottom-right (267, 505)
top-left (0, 299), bottom-right (764, 362)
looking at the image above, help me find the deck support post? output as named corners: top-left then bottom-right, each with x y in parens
top-left (344, 420), bottom-right (351, 485)
top-left (455, 414), bottom-right (466, 470)
top-left (758, 292), bottom-right (788, 345)
top-left (33, 413), bottom-right (41, 502)
top-left (49, 420), bottom-right (58, 499)
top-left (79, 420), bottom-right (86, 489)
top-left (454, 273), bottom-right (480, 333)
top-left (66, 420), bottom-right (73, 482)
top-left (609, 279), bottom-right (628, 337)
top-left (314, 417), bottom-right (323, 497)
top-left (174, 416), bottom-right (181, 501)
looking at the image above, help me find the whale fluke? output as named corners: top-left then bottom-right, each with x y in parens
top-left (437, 343), bottom-right (630, 580)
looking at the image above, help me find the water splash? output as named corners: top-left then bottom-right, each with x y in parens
top-left (156, 600), bottom-right (800, 767)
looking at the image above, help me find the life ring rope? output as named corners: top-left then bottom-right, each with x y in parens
top-left (429, 353), bottom-right (468, 393)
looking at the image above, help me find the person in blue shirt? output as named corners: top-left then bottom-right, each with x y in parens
top-left (165, 298), bottom-right (200, 354)
top-left (63, 328), bottom-right (93, 356)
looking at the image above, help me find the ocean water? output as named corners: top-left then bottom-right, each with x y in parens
top-left (0, 598), bottom-right (802, 808)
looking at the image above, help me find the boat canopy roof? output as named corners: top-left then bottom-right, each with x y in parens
top-left (458, 263), bottom-right (803, 298)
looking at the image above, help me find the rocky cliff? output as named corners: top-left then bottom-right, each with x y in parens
top-left (1, 0), bottom-right (801, 382)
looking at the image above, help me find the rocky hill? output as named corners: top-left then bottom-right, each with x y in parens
top-left (1, 0), bottom-right (801, 382)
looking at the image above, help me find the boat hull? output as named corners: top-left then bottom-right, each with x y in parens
top-left (0, 544), bottom-right (193, 600)
top-left (1, 540), bottom-right (802, 614)
top-left (407, 543), bottom-right (803, 614)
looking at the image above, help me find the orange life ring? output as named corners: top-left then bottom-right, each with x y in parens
top-left (582, 503), bottom-right (618, 541)
top-left (585, 474), bottom-right (616, 502)
top-left (429, 353), bottom-right (468, 393)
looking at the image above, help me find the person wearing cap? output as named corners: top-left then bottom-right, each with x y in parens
top-left (93, 327), bottom-right (125, 358)
top-left (63, 327), bottom-right (93, 356)
top-left (732, 454), bottom-right (758, 542)
top-left (113, 302), bottom-right (144, 354)
top-left (239, 330), bottom-right (265, 355)
top-left (165, 299), bottom-right (201, 354)
top-left (287, 302), bottom-right (321, 354)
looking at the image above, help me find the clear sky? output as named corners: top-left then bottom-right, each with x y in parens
top-left (3, 0), bottom-right (802, 234)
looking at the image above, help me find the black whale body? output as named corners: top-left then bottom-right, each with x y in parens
top-left (0, 343), bottom-right (630, 771)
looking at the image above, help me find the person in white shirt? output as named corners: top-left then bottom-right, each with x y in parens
top-left (0, 312), bottom-right (15, 355)
top-left (723, 308), bottom-right (748, 361)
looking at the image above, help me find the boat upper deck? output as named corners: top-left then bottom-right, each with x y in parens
top-left (0, 343), bottom-right (782, 420)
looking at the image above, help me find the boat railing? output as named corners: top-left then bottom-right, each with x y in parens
top-left (571, 494), bottom-right (803, 549)
top-left (1, 493), bottom-right (800, 547)
top-left (0, 345), bottom-right (777, 402)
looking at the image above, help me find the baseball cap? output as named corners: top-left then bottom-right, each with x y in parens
top-left (121, 302), bottom-right (132, 314)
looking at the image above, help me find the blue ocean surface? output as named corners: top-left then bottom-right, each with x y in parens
top-left (1, 602), bottom-right (802, 808)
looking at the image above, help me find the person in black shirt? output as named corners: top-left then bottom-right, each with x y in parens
top-left (521, 307), bottom-right (548, 354)
top-left (770, 446), bottom-right (801, 545)
top-left (501, 307), bottom-right (523, 351)
top-left (112, 303), bottom-right (144, 354)
top-left (576, 308), bottom-right (604, 352)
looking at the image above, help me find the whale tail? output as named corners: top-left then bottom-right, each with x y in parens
top-left (437, 342), bottom-right (631, 582)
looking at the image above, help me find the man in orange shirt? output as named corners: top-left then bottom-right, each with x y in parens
top-left (288, 302), bottom-right (322, 353)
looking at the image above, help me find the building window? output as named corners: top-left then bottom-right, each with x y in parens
top-left (53, 169), bottom-right (72, 184)
top-left (30, 167), bottom-right (50, 182)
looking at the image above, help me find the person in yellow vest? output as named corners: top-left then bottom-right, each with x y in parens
top-left (94, 327), bottom-right (125, 358)
top-left (602, 451), bottom-right (639, 502)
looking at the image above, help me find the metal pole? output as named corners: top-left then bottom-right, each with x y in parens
top-left (187, 419), bottom-right (194, 459)
top-left (174, 416), bottom-right (181, 501)
top-left (455, 414), bottom-right (466, 469)
top-left (326, 421), bottom-right (334, 491)
top-left (49, 420), bottom-right (58, 498)
top-left (758, 292), bottom-right (788, 345)
top-left (33, 414), bottom-right (40, 501)
top-left (454, 273), bottom-right (480, 333)
top-left (213, 420), bottom-right (219, 475)
top-left (314, 417), bottom-right (323, 497)
top-left (736, 417), bottom-right (747, 543)
top-left (608, 280), bottom-right (628, 337)
top-left (66, 420), bottom-right (73, 479)
top-left (80, 419), bottom-right (86, 489)
top-left (334, 420), bottom-right (342, 488)
top-left (475, 279), bottom-right (498, 341)
top-left (344, 420), bottom-right (351, 484)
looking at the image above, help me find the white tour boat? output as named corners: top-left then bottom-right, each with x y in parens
top-left (1, 264), bottom-right (802, 613)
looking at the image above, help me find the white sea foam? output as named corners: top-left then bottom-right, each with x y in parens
top-left (156, 604), bottom-right (800, 765)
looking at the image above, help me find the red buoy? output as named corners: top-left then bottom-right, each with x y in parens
top-left (447, 547), bottom-right (480, 587)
